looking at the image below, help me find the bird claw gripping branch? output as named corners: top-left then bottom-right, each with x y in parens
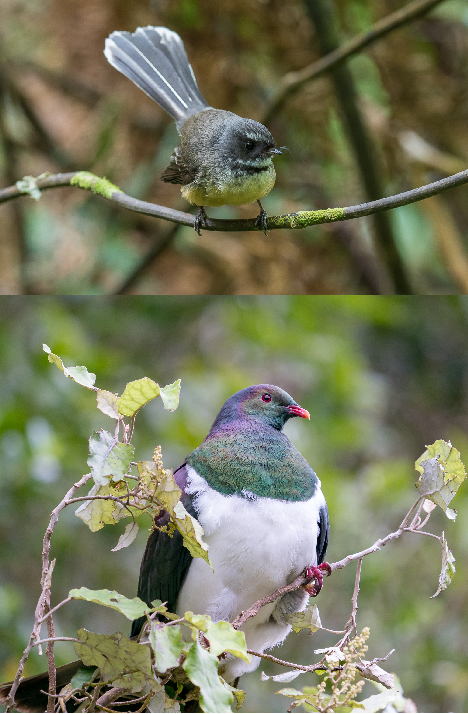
top-left (303, 562), bottom-right (332, 596)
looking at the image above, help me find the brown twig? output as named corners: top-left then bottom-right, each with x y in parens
top-left (232, 573), bottom-right (309, 631)
top-left (262, 0), bottom-right (448, 123)
top-left (6, 473), bottom-right (92, 711)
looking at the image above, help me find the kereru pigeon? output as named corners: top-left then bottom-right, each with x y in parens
top-left (132, 384), bottom-right (330, 683)
top-left (0, 384), bottom-right (329, 710)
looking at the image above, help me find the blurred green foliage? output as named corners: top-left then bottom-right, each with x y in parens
top-left (0, 296), bottom-right (468, 712)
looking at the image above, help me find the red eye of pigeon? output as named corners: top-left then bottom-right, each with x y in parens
top-left (262, 393), bottom-right (271, 402)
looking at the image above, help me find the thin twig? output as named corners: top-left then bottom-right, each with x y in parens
top-left (33, 637), bottom-right (80, 646)
top-left (248, 649), bottom-right (328, 673)
top-left (38, 596), bottom-right (73, 623)
top-left (232, 573), bottom-right (309, 630)
top-left (262, 0), bottom-right (447, 123)
top-left (5, 473), bottom-right (92, 710)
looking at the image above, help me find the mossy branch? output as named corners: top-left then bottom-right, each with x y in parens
top-left (1, 168), bottom-right (467, 234)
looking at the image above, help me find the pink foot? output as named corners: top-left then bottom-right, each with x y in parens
top-left (303, 562), bottom-right (332, 596)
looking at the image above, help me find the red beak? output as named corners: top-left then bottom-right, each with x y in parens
top-left (287, 404), bottom-right (310, 420)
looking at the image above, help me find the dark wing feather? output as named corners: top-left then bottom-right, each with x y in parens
top-left (316, 502), bottom-right (329, 565)
top-left (160, 158), bottom-right (197, 185)
top-left (130, 464), bottom-right (194, 637)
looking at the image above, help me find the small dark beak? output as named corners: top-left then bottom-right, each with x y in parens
top-left (265, 146), bottom-right (282, 156)
top-left (287, 404), bottom-right (310, 420)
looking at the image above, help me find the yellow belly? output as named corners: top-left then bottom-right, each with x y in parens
top-left (181, 166), bottom-right (276, 207)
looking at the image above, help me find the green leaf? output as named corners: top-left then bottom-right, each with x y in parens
top-left (96, 389), bottom-right (120, 419)
top-left (205, 621), bottom-right (250, 663)
top-left (415, 440), bottom-right (466, 520)
top-left (117, 377), bottom-right (161, 417)
top-left (350, 688), bottom-right (398, 712)
top-left (431, 533), bottom-right (456, 598)
top-left (87, 429), bottom-right (134, 486)
top-left (74, 629), bottom-right (152, 693)
top-left (221, 679), bottom-right (245, 710)
top-left (69, 666), bottom-right (97, 690)
top-left (43, 344), bottom-right (96, 389)
top-left (75, 482), bottom-right (126, 532)
top-left (70, 588), bottom-right (156, 620)
top-left (182, 641), bottom-right (233, 713)
top-left (160, 380), bottom-right (181, 411)
top-left (276, 687), bottom-right (308, 698)
top-left (138, 462), bottom-right (211, 567)
top-left (184, 611), bottom-right (211, 632)
top-left (285, 604), bottom-right (322, 633)
top-left (173, 500), bottom-right (211, 566)
top-left (150, 623), bottom-right (185, 673)
top-left (112, 521), bottom-right (139, 551)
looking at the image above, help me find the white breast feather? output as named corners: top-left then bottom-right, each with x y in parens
top-left (176, 465), bottom-right (327, 681)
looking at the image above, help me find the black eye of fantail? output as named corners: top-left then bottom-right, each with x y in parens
top-left (245, 140), bottom-right (255, 151)
top-left (262, 393), bottom-right (272, 402)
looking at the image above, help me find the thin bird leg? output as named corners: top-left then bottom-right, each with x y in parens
top-left (303, 562), bottom-right (332, 597)
top-left (194, 206), bottom-right (208, 236)
top-left (255, 199), bottom-right (269, 236)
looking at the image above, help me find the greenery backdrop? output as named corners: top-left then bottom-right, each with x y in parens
top-left (0, 295), bottom-right (468, 712)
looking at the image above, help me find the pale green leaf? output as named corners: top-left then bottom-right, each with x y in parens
top-left (183, 611), bottom-right (212, 632)
top-left (136, 462), bottom-right (211, 566)
top-left (205, 621), bottom-right (250, 663)
top-left (173, 501), bottom-right (211, 566)
top-left (160, 380), bottom-right (181, 411)
top-left (97, 389), bottom-right (120, 419)
top-left (221, 680), bottom-right (245, 710)
top-left (74, 629), bottom-right (152, 693)
top-left (350, 688), bottom-right (398, 713)
top-left (415, 440), bottom-right (466, 520)
top-left (87, 429), bottom-right (134, 485)
top-left (150, 623), bottom-right (185, 673)
top-left (112, 521), bottom-right (139, 551)
top-left (69, 666), bottom-right (96, 691)
top-left (117, 377), bottom-right (161, 417)
top-left (276, 687), bottom-right (308, 698)
top-left (285, 604), bottom-right (321, 633)
top-left (75, 482), bottom-right (125, 531)
top-left (182, 641), bottom-right (233, 713)
top-left (431, 533), bottom-right (456, 598)
top-left (43, 344), bottom-right (96, 389)
top-left (70, 587), bottom-right (155, 620)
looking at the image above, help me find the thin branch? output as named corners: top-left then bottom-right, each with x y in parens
top-left (33, 637), bottom-right (80, 646)
top-left (232, 573), bottom-right (309, 630)
top-left (6, 473), bottom-right (92, 710)
top-left (262, 0), bottom-right (447, 123)
top-left (1, 169), bottom-right (467, 235)
top-left (248, 649), bottom-right (328, 673)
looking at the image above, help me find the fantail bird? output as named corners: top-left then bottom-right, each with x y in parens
top-left (104, 26), bottom-right (282, 235)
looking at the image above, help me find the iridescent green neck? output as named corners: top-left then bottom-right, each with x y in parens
top-left (186, 426), bottom-right (317, 501)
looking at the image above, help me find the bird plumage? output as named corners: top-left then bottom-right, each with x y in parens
top-left (133, 384), bottom-right (329, 682)
top-left (104, 26), bottom-right (210, 129)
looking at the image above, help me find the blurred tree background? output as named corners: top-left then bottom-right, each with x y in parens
top-left (0, 295), bottom-right (468, 712)
top-left (1, 0), bottom-right (468, 295)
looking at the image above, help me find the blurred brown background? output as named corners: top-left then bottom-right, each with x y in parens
top-left (0, 0), bottom-right (468, 294)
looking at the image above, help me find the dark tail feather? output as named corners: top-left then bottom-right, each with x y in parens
top-left (0, 660), bottom-right (83, 713)
top-left (104, 26), bottom-right (210, 130)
